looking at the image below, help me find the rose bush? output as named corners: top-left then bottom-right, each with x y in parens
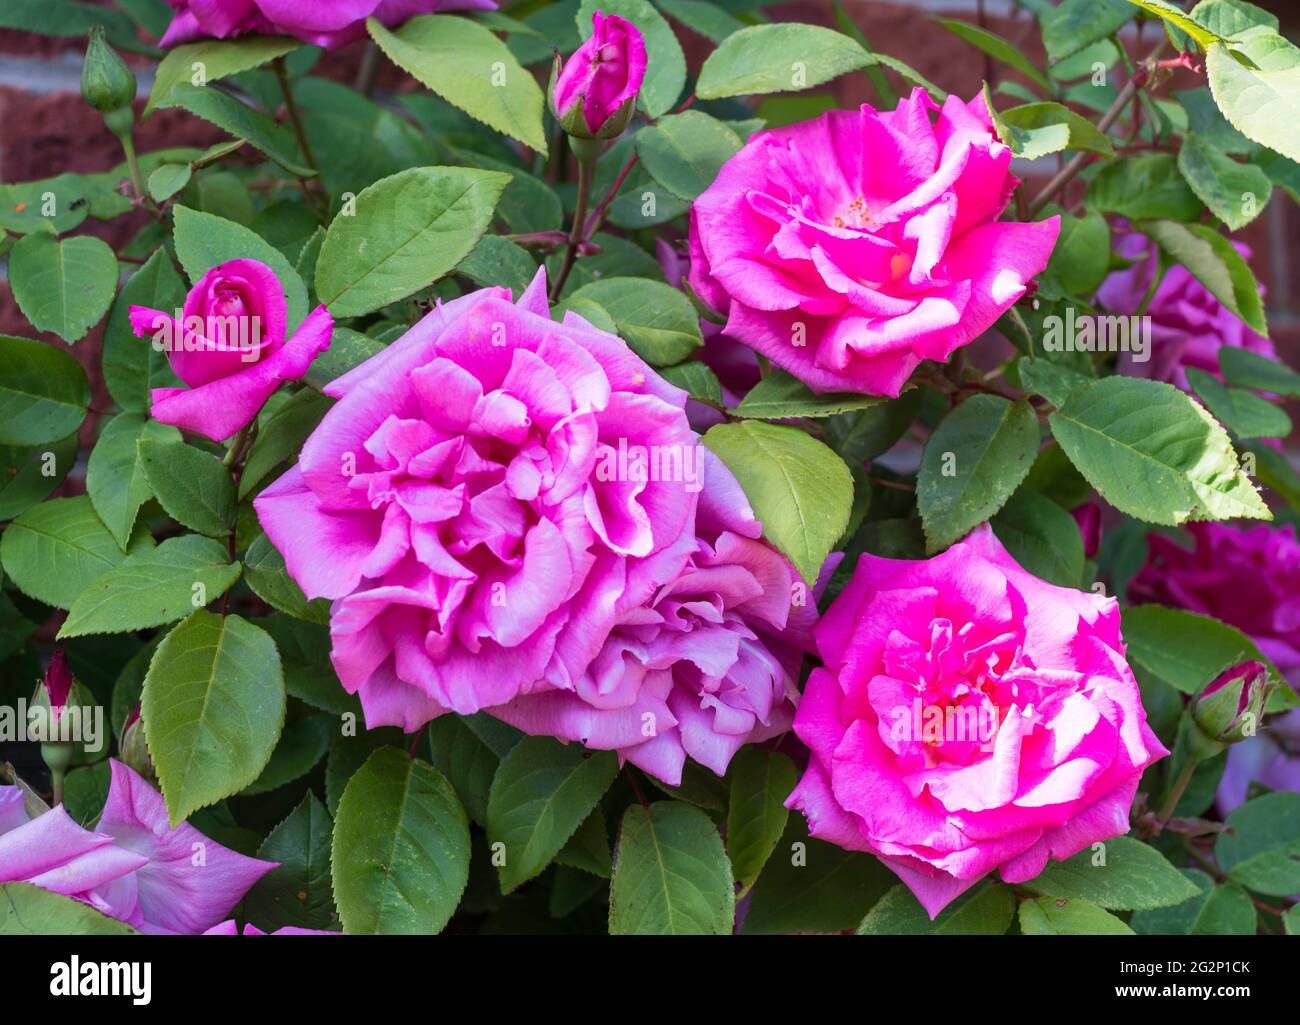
top-left (0, 0), bottom-right (1298, 941)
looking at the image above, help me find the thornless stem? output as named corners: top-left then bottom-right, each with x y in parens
top-left (274, 57), bottom-right (325, 215)
top-left (551, 156), bottom-right (595, 302)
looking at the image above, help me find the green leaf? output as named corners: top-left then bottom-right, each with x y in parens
top-left (938, 18), bottom-right (1052, 91)
top-left (303, 326), bottom-right (386, 392)
top-left (1122, 604), bottom-right (1284, 700)
top-left (1016, 356), bottom-right (1093, 409)
top-left (324, 727), bottom-right (404, 816)
top-left (102, 249), bottom-right (186, 413)
top-left (635, 111), bottom-right (743, 201)
top-left (427, 713), bottom-right (521, 827)
top-left (457, 235), bottom-right (536, 298)
top-left (173, 205), bottom-right (308, 331)
top-left (0, 1), bottom-right (145, 53)
top-left (577, 0), bottom-right (685, 118)
top-left (1187, 367), bottom-right (1291, 438)
top-left (1127, 0), bottom-right (1223, 49)
top-left (656, 0), bottom-right (743, 44)
top-left (0, 433), bottom-right (77, 521)
top-left (59, 535), bottom-right (240, 639)
top-left (725, 747), bottom-right (798, 896)
top-left (1042, 0), bottom-right (1133, 62)
top-left (1044, 210), bottom-right (1112, 298)
top-left (697, 23), bottom-right (870, 100)
top-left (1131, 869), bottom-right (1257, 934)
top-left (145, 36), bottom-right (301, 116)
top-left (992, 487), bottom-right (1086, 588)
top-left (659, 361), bottom-right (723, 407)
top-left (260, 617), bottom-right (356, 717)
top-left (86, 414), bottom-right (178, 549)
top-left (1047, 376), bottom-right (1269, 525)
top-left (154, 84), bottom-right (314, 178)
top-left (8, 233), bottom-right (118, 344)
top-left (703, 420), bottom-right (853, 583)
top-left (1022, 836), bottom-right (1201, 910)
top-left (62, 761), bottom-right (111, 827)
top-left (1019, 895), bottom-right (1135, 934)
top-left (147, 163), bottom-right (192, 204)
top-left (0, 495), bottom-right (152, 609)
top-left (331, 747), bottom-right (471, 934)
top-left (243, 532), bottom-right (330, 624)
top-left (244, 791), bottom-right (338, 933)
top-left (0, 334), bottom-right (89, 445)
top-left (566, 278), bottom-right (703, 365)
top-left (557, 807), bottom-right (613, 878)
top-left (1207, 36), bottom-right (1300, 164)
top-left (368, 15), bottom-right (547, 154)
top-left (918, 395), bottom-right (1040, 553)
top-left (1177, 135), bottom-right (1272, 230)
top-left (0, 883), bottom-right (137, 935)
top-left (487, 738), bottom-right (619, 894)
top-left (142, 611), bottom-right (286, 824)
top-left (242, 706), bottom-right (330, 795)
top-left (1215, 792), bottom-right (1300, 896)
top-left (733, 368), bottom-right (886, 419)
top-left (1220, 347), bottom-right (1300, 397)
top-left (858, 881), bottom-right (1015, 935)
top-left (137, 436), bottom-right (236, 537)
top-left (239, 389), bottom-right (333, 499)
top-left (315, 166), bottom-right (509, 318)
top-left (1142, 218), bottom-right (1267, 336)
top-left (742, 818), bottom-right (894, 934)
top-left (990, 97), bottom-right (1117, 160)
top-left (609, 801), bottom-right (734, 935)
top-left (1088, 153), bottom-right (1205, 221)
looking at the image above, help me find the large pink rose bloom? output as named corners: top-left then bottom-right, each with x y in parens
top-left (159, 0), bottom-right (497, 49)
top-left (489, 449), bottom-right (815, 785)
top-left (687, 89), bottom-right (1059, 397)
top-left (1130, 523), bottom-right (1300, 681)
top-left (787, 525), bottom-right (1166, 917)
top-left (130, 259), bottom-right (332, 442)
top-left (255, 269), bottom-right (701, 730)
top-left (1098, 234), bottom-right (1278, 391)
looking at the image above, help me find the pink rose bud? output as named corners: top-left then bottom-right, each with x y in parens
top-left (1071, 502), bottom-right (1101, 559)
top-left (129, 259), bottom-right (333, 442)
top-left (40, 651), bottom-right (74, 721)
top-left (550, 11), bottom-right (647, 140)
top-left (1194, 660), bottom-right (1272, 746)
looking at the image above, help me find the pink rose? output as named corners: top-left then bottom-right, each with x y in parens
top-left (687, 89), bottom-right (1060, 397)
top-left (1098, 234), bottom-right (1278, 391)
top-left (787, 524), bottom-right (1167, 917)
top-left (205, 921), bottom-right (338, 935)
top-left (254, 269), bottom-right (701, 731)
top-left (130, 259), bottom-right (333, 442)
top-left (1130, 522), bottom-right (1300, 681)
top-left (0, 761), bottom-right (276, 933)
top-left (159, 0), bottom-right (497, 49)
top-left (488, 448), bottom-right (816, 786)
top-left (552, 11), bottom-right (648, 138)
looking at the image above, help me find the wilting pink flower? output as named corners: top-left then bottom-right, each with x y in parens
top-left (205, 921), bottom-right (338, 935)
top-left (0, 761), bottom-right (274, 933)
top-left (1217, 708), bottom-right (1300, 815)
top-left (0, 789), bottom-right (148, 908)
top-left (787, 525), bottom-right (1166, 917)
top-left (1130, 523), bottom-right (1300, 681)
top-left (130, 259), bottom-right (332, 442)
top-left (552, 11), bottom-right (647, 138)
top-left (489, 449), bottom-right (815, 785)
top-left (255, 269), bottom-right (701, 731)
top-left (1098, 234), bottom-right (1278, 391)
top-left (688, 89), bottom-right (1059, 397)
top-left (158, 0), bottom-right (497, 49)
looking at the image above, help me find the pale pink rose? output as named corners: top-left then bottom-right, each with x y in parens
top-left (787, 525), bottom-right (1167, 917)
top-left (688, 89), bottom-right (1059, 397)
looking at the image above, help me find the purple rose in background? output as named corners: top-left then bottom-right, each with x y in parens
top-left (1216, 709), bottom-right (1300, 815)
top-left (0, 761), bottom-right (275, 933)
top-left (1097, 234), bottom-right (1278, 391)
top-left (1129, 522), bottom-right (1300, 681)
top-left (159, 0), bottom-right (497, 49)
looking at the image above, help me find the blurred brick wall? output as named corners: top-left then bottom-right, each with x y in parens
top-left (1, 0), bottom-right (1296, 387)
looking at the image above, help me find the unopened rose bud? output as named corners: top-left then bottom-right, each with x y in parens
top-left (119, 707), bottom-right (156, 784)
top-left (81, 26), bottom-right (137, 119)
top-left (1193, 660), bottom-right (1273, 746)
top-left (31, 651), bottom-right (96, 796)
top-left (550, 11), bottom-right (647, 142)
